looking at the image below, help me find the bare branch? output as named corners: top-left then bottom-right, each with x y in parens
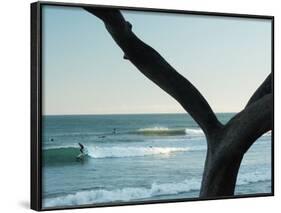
top-left (245, 73), bottom-right (272, 108)
top-left (223, 93), bottom-right (272, 154)
top-left (84, 7), bottom-right (222, 136)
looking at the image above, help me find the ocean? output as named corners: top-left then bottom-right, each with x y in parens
top-left (41, 113), bottom-right (272, 208)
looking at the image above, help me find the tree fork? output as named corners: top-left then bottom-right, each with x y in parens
top-left (84, 7), bottom-right (273, 198)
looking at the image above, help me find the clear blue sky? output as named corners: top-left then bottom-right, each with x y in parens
top-left (42, 5), bottom-right (271, 115)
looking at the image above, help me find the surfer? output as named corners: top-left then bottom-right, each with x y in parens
top-left (78, 143), bottom-right (85, 154)
top-left (76, 143), bottom-right (87, 162)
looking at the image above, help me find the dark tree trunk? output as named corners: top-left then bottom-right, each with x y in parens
top-left (84, 8), bottom-right (273, 198)
top-left (200, 147), bottom-right (243, 197)
top-left (200, 93), bottom-right (272, 197)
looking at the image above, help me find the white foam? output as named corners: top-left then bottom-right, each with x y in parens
top-left (138, 127), bottom-right (170, 132)
top-left (184, 128), bottom-right (204, 135)
top-left (137, 127), bottom-right (204, 136)
top-left (43, 178), bottom-right (201, 207)
top-left (44, 168), bottom-right (271, 208)
top-left (88, 146), bottom-right (190, 158)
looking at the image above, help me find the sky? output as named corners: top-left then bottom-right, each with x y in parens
top-left (42, 5), bottom-right (272, 115)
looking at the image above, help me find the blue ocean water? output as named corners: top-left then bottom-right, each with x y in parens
top-left (41, 113), bottom-right (272, 208)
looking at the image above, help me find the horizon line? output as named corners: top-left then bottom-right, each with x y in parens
top-left (42, 111), bottom-right (238, 116)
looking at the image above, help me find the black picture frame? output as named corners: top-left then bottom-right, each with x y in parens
top-left (31, 1), bottom-right (274, 211)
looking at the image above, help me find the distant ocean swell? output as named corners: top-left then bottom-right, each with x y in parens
top-left (43, 145), bottom-right (204, 165)
top-left (44, 128), bottom-right (271, 143)
top-left (43, 169), bottom-right (270, 207)
top-left (45, 127), bottom-right (205, 138)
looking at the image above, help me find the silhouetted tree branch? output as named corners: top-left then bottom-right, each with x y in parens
top-left (84, 7), bottom-right (273, 198)
top-left (199, 93), bottom-right (272, 197)
top-left (224, 94), bottom-right (272, 153)
top-left (84, 8), bottom-right (222, 137)
top-left (246, 73), bottom-right (272, 108)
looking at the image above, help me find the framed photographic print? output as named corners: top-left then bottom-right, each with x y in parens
top-left (31, 1), bottom-right (274, 211)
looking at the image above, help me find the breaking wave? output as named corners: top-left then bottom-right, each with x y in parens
top-left (135, 127), bottom-right (204, 136)
top-left (43, 169), bottom-right (270, 207)
top-left (43, 178), bottom-right (201, 207)
top-left (43, 145), bottom-right (197, 166)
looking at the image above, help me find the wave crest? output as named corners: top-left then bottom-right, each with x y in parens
top-left (43, 169), bottom-right (271, 208)
top-left (43, 145), bottom-right (194, 166)
top-left (136, 127), bottom-right (204, 136)
top-left (43, 178), bottom-right (201, 207)
top-left (88, 146), bottom-right (190, 158)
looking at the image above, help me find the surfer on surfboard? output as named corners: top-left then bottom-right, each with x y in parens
top-left (76, 143), bottom-right (87, 161)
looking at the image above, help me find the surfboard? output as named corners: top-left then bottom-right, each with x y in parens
top-left (76, 153), bottom-right (86, 161)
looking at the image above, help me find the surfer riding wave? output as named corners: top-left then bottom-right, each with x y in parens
top-left (76, 143), bottom-right (88, 161)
